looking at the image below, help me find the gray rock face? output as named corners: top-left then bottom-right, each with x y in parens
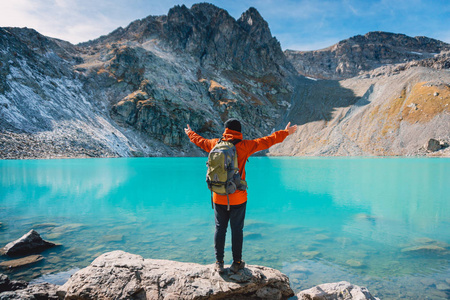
top-left (0, 274), bottom-right (28, 293)
top-left (0, 282), bottom-right (59, 300)
top-left (1, 230), bottom-right (55, 257)
top-left (0, 273), bottom-right (59, 299)
top-left (297, 281), bottom-right (379, 300)
top-left (83, 4), bottom-right (293, 77)
top-left (0, 27), bottom-right (137, 159)
top-left (286, 31), bottom-right (450, 80)
top-left (96, 3), bottom-right (293, 147)
top-left (59, 250), bottom-right (294, 299)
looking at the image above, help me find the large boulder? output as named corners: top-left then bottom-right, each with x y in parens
top-left (297, 281), bottom-right (379, 300)
top-left (59, 250), bottom-right (294, 299)
top-left (1, 230), bottom-right (56, 257)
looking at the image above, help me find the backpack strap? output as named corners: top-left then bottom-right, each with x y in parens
top-left (218, 138), bottom-right (241, 145)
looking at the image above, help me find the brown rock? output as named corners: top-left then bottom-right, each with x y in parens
top-left (0, 255), bottom-right (43, 269)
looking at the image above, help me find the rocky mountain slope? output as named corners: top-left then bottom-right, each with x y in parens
top-left (270, 64), bottom-right (450, 156)
top-left (1, 4), bottom-right (294, 158)
top-left (0, 4), bottom-right (449, 158)
top-left (285, 31), bottom-right (450, 80)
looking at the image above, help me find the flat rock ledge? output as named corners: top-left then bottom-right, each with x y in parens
top-left (59, 250), bottom-right (295, 299)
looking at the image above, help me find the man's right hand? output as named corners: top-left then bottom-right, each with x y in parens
top-left (285, 122), bottom-right (297, 135)
top-left (184, 124), bottom-right (192, 135)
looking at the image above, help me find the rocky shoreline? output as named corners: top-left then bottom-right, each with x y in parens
top-left (1, 129), bottom-right (449, 159)
top-left (0, 131), bottom-right (119, 160)
top-left (0, 231), bottom-right (380, 299)
top-left (1, 250), bottom-right (379, 300)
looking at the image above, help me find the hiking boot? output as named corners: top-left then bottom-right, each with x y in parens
top-left (215, 261), bottom-right (225, 273)
top-left (230, 260), bottom-right (245, 273)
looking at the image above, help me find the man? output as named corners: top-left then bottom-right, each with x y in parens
top-left (184, 119), bottom-right (297, 273)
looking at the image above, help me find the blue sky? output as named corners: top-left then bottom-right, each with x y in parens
top-left (1, 0), bottom-right (449, 50)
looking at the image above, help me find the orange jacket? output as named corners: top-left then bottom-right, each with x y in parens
top-left (188, 128), bottom-right (289, 205)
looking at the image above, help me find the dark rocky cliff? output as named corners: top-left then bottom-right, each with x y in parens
top-left (0, 3), bottom-right (295, 158)
top-left (81, 4), bottom-right (293, 76)
top-left (79, 3), bottom-right (295, 149)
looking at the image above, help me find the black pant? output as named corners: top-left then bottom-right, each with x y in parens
top-left (214, 202), bottom-right (246, 262)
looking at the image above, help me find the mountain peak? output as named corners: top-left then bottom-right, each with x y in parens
top-left (240, 7), bottom-right (264, 24)
top-left (237, 7), bottom-right (272, 44)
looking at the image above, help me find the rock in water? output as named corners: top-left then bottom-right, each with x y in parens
top-left (0, 255), bottom-right (43, 269)
top-left (297, 281), bottom-right (379, 300)
top-left (59, 250), bottom-right (294, 299)
top-left (401, 244), bottom-right (449, 255)
top-left (1, 230), bottom-right (56, 256)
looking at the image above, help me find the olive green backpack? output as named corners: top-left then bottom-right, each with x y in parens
top-left (206, 139), bottom-right (247, 210)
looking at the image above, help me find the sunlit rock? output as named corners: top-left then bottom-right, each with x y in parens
top-left (297, 281), bottom-right (380, 300)
top-left (1, 230), bottom-right (56, 256)
top-left (58, 250), bottom-right (294, 299)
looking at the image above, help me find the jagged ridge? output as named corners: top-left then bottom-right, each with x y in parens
top-left (285, 31), bottom-right (450, 80)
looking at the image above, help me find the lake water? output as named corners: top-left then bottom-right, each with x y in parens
top-left (0, 157), bottom-right (449, 299)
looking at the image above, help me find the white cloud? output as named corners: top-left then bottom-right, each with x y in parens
top-left (0, 0), bottom-right (137, 43)
top-left (0, 0), bottom-right (41, 28)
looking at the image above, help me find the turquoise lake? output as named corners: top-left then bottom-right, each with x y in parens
top-left (0, 157), bottom-right (449, 299)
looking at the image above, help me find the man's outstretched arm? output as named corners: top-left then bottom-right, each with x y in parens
top-left (246, 122), bottom-right (297, 155)
top-left (184, 124), bottom-right (217, 153)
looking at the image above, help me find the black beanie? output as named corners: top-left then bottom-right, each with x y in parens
top-left (224, 118), bottom-right (242, 132)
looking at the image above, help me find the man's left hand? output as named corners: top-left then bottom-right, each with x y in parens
top-left (285, 122), bottom-right (297, 135)
top-left (184, 124), bottom-right (192, 135)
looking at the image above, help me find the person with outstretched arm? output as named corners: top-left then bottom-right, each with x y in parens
top-left (184, 119), bottom-right (297, 273)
